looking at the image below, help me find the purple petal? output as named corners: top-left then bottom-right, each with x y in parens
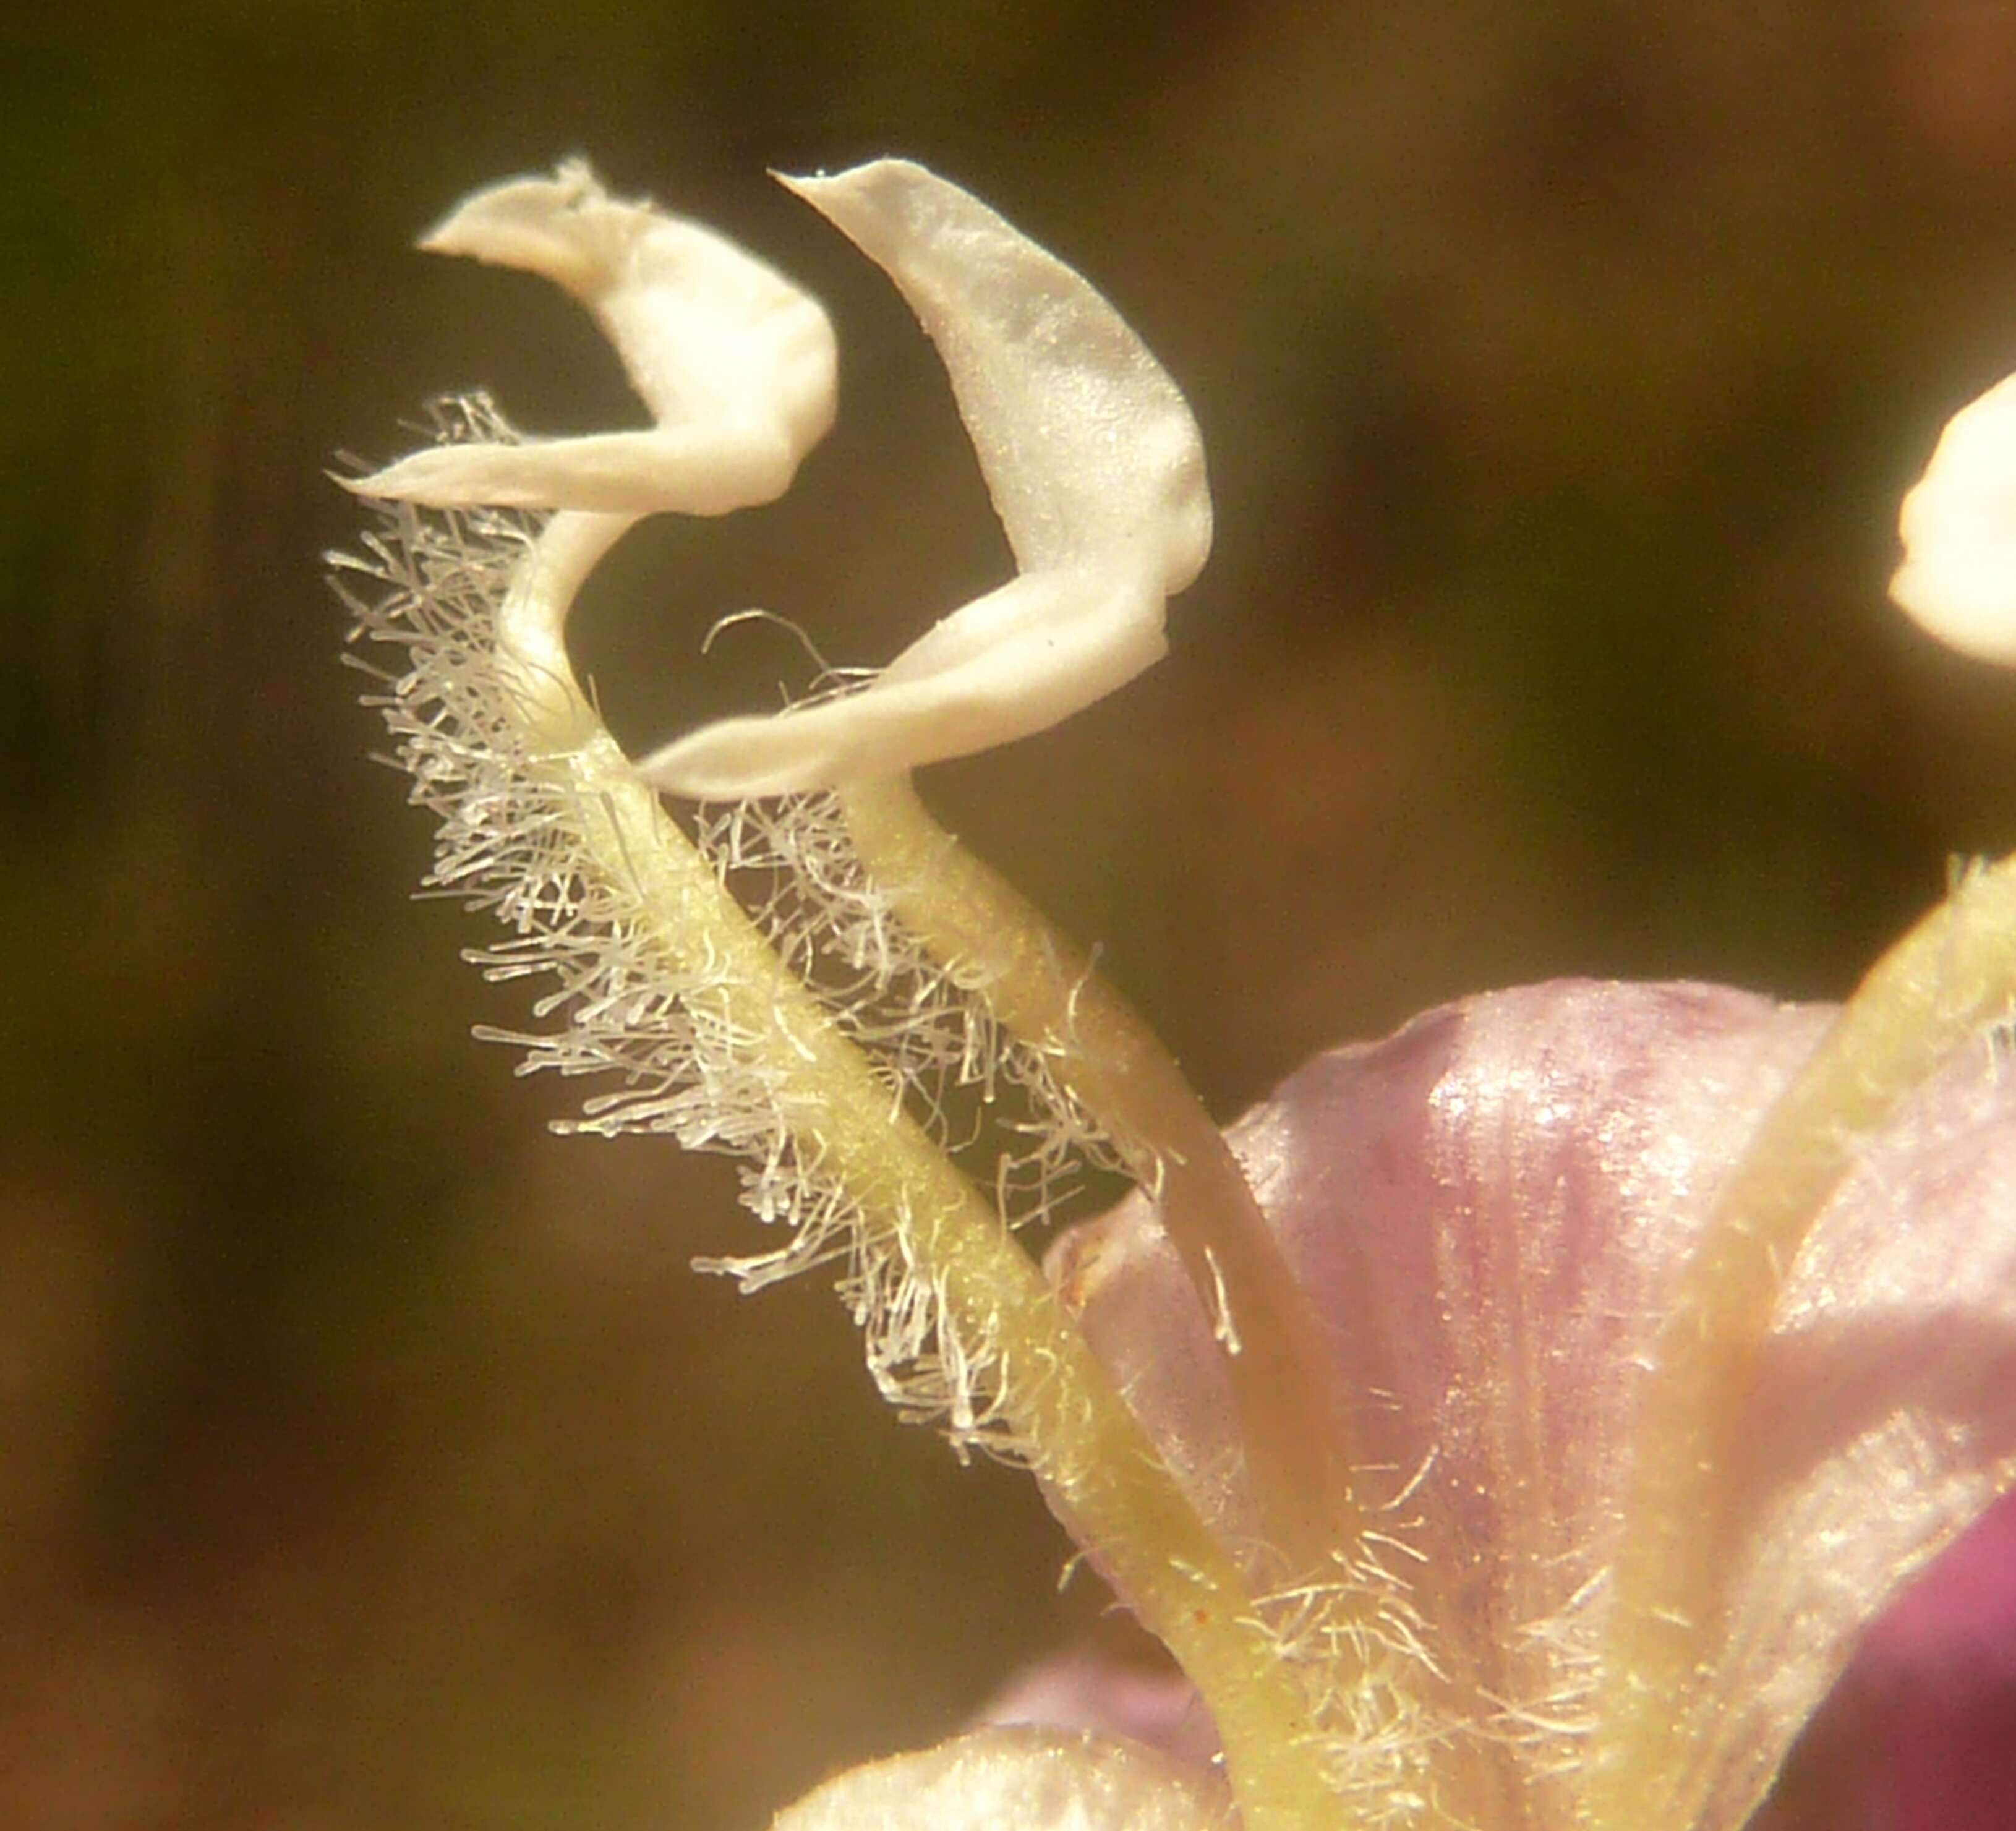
top-left (1761, 1483), bottom-right (2016, 1831)
top-left (1050, 979), bottom-right (2016, 1830)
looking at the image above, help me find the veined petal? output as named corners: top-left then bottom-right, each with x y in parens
top-left (644, 161), bottom-right (1211, 799)
top-left (346, 160), bottom-right (836, 516)
top-left (1049, 980), bottom-right (2016, 1831)
top-left (769, 1727), bottom-right (1229, 1831)
top-left (1892, 372), bottom-right (2016, 665)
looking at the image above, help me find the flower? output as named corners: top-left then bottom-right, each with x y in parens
top-left (344, 160), bottom-right (2016, 1831)
top-left (766, 974), bottom-right (2016, 1831)
top-left (339, 167), bottom-right (1318, 1827)
top-left (1042, 978), bottom-right (2016, 1831)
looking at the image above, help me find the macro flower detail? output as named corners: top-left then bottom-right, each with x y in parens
top-left (1050, 978), bottom-right (2016, 1831)
top-left (339, 163), bottom-right (1345, 1831)
top-left (639, 158), bottom-right (1213, 797)
top-left (338, 158), bottom-right (2016, 1831)
top-left (346, 159), bottom-right (837, 518)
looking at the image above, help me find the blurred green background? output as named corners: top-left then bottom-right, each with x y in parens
top-left (8, 4), bottom-right (2016, 1827)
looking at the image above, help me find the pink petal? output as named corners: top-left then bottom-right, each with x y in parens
top-left (1050, 979), bottom-right (2016, 1830)
top-left (1761, 1479), bottom-right (2016, 1831)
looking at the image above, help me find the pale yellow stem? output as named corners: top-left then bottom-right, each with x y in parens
top-left (1589, 853), bottom-right (2016, 1827)
top-left (492, 514), bottom-right (1346, 1831)
top-left (839, 773), bottom-right (1367, 1588)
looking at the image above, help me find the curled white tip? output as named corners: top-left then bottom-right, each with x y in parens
top-left (413, 158), bottom-right (616, 291)
top-left (779, 158), bottom-right (1211, 592)
top-left (646, 160), bottom-right (1211, 799)
top-left (1892, 372), bottom-right (2016, 667)
top-left (357, 160), bottom-right (837, 516)
top-left (359, 158), bottom-right (1209, 792)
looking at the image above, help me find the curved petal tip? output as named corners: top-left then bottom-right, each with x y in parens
top-left (647, 161), bottom-right (1208, 798)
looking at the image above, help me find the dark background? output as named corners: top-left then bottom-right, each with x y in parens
top-left (7, 5), bottom-right (2016, 1828)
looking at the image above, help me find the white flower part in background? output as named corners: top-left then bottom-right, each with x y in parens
top-left (1891, 370), bottom-right (2016, 665)
top-left (639, 158), bottom-right (1213, 798)
top-left (346, 160), bottom-right (837, 516)
top-left (769, 1728), bottom-right (1229, 1831)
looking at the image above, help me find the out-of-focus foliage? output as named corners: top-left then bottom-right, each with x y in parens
top-left (6, 5), bottom-right (2016, 1828)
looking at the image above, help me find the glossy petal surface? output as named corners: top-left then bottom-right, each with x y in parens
top-left (1051, 980), bottom-right (2016, 1831)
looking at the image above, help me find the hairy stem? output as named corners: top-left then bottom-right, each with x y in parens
top-left (839, 772), bottom-right (1367, 1589)
top-left (492, 513), bottom-right (1346, 1831)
